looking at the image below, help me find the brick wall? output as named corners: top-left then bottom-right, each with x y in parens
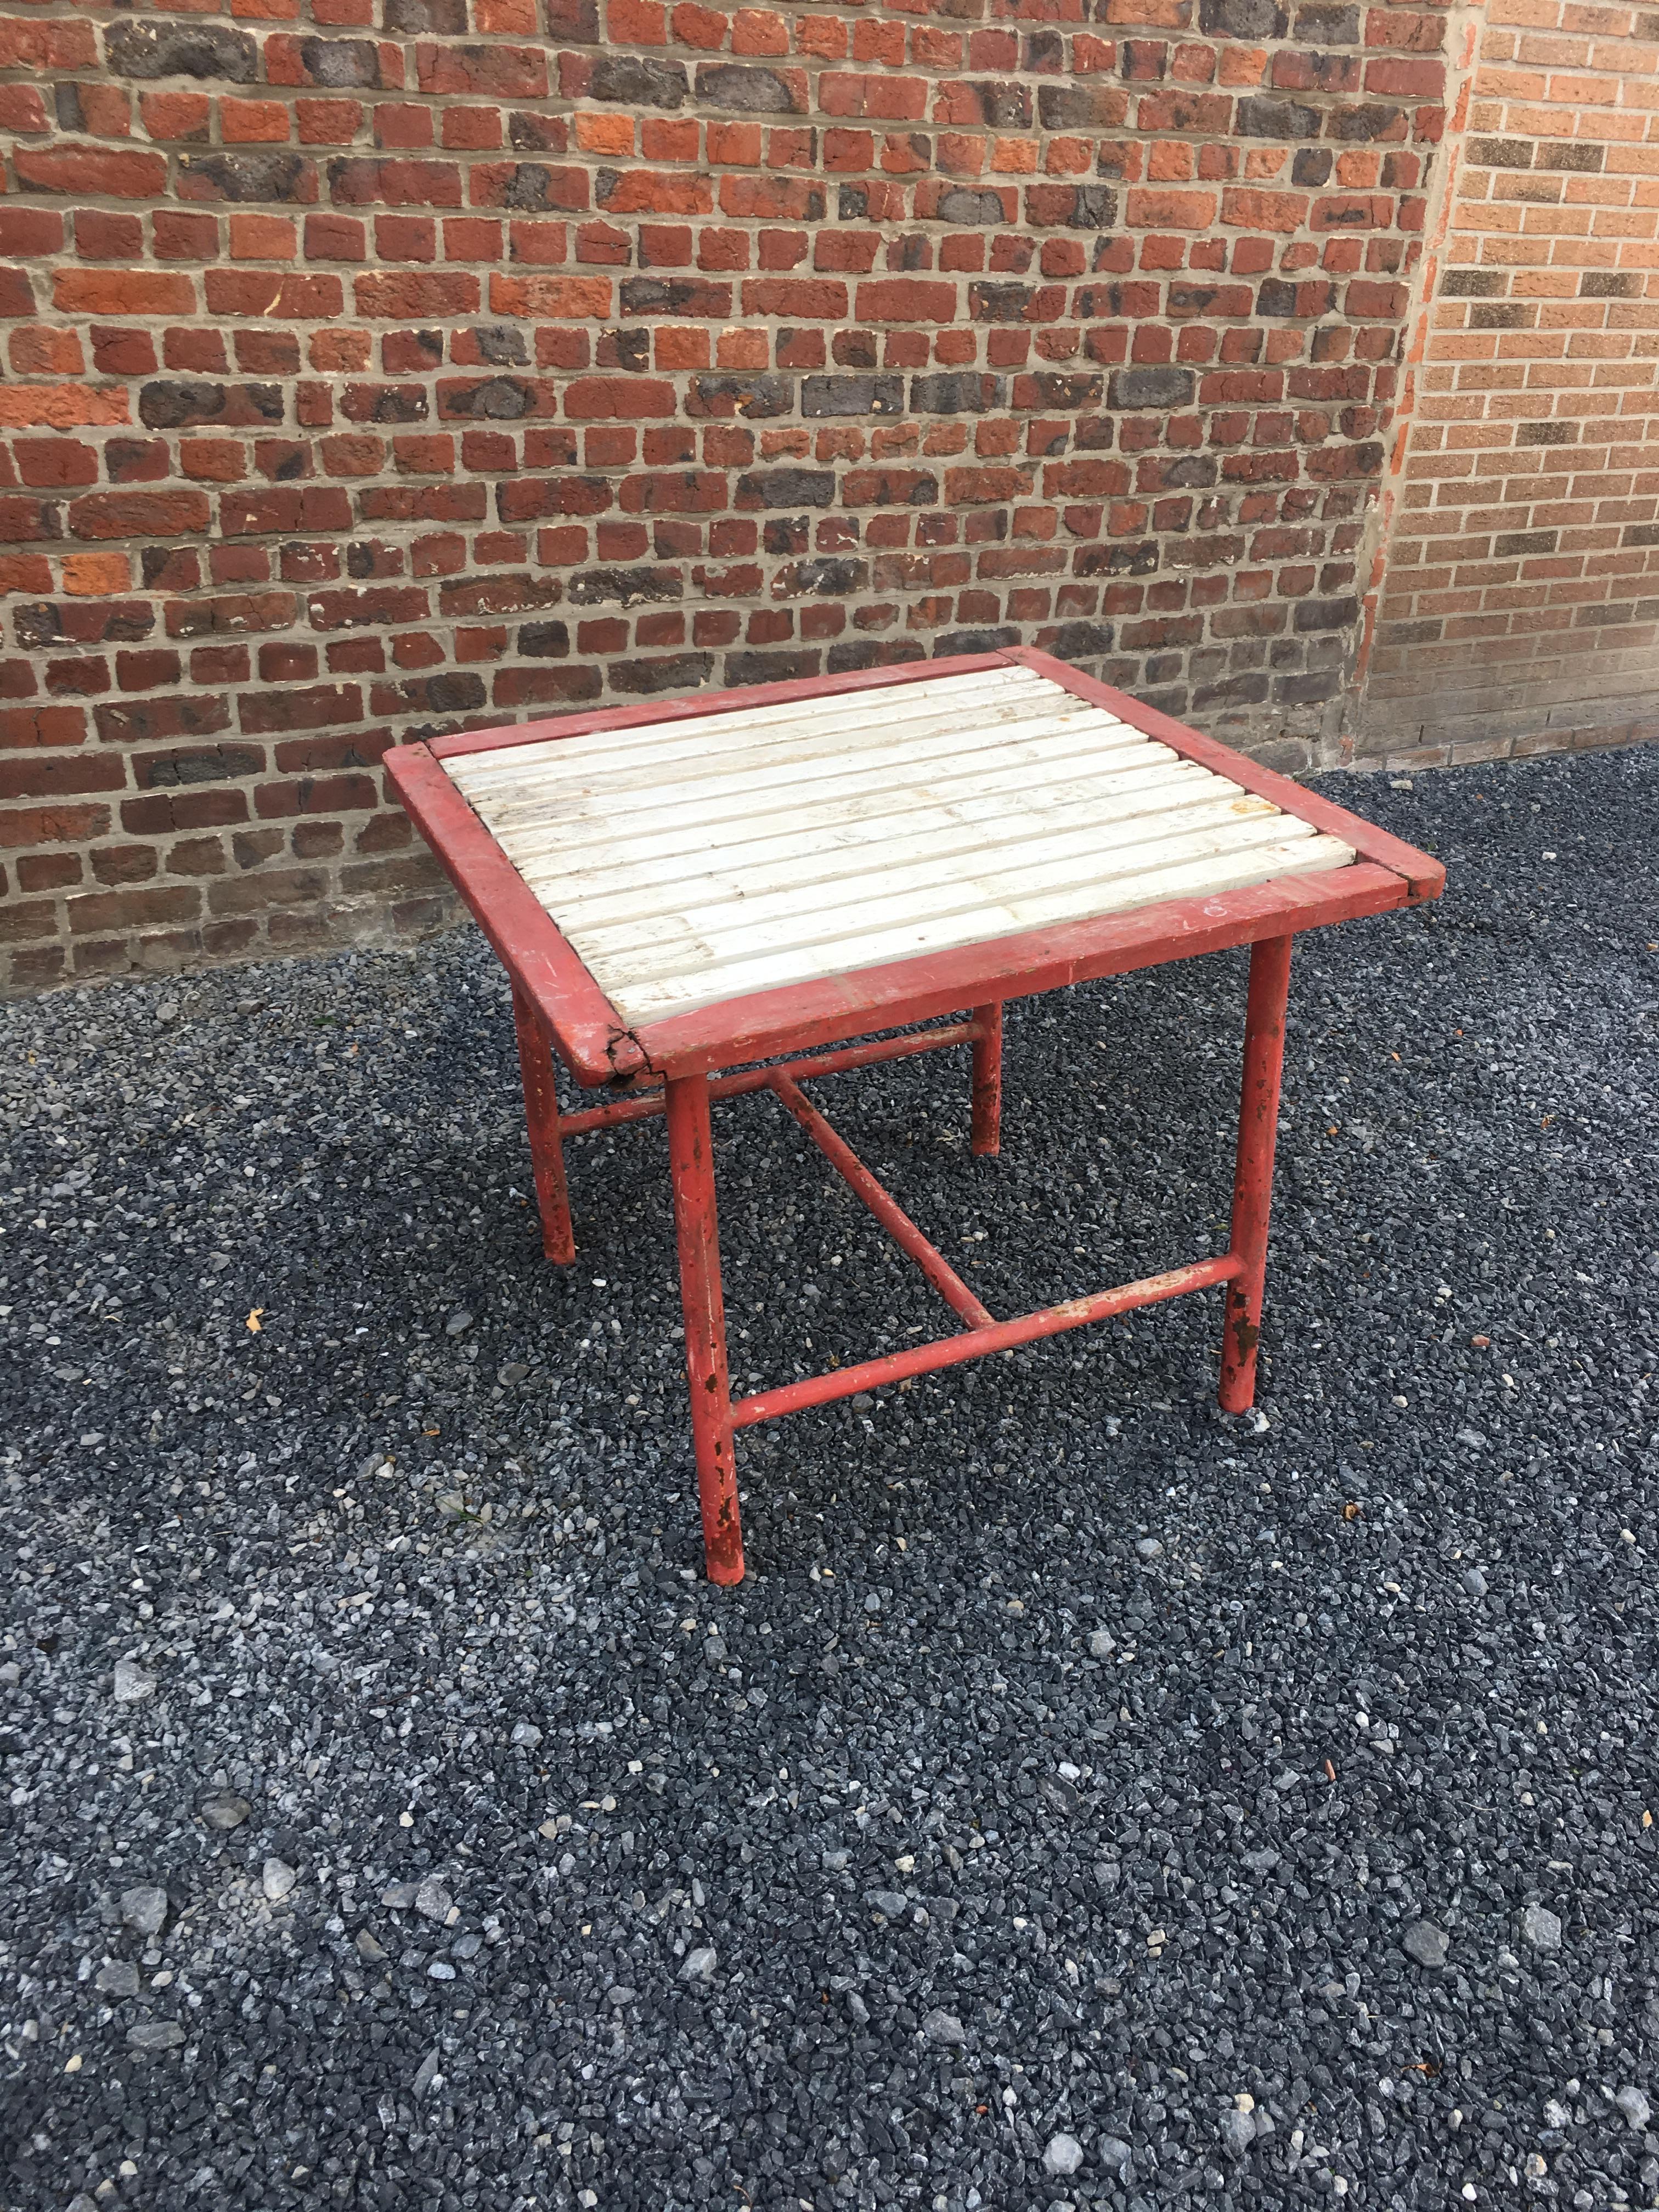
top-left (1358, 0), bottom-right (1659, 765)
top-left (1, 0), bottom-right (1454, 994)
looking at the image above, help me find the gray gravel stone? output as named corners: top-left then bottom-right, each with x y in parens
top-left (111, 1658), bottom-right (155, 1703)
top-left (199, 1790), bottom-right (251, 1831)
top-left (1616, 2085), bottom-right (1651, 2131)
top-left (127, 2021), bottom-right (184, 2053)
top-left (1521, 1899), bottom-right (1562, 1951)
top-left (262, 1857), bottom-right (297, 1902)
top-left (922, 2008), bottom-right (966, 2046)
top-left (681, 1945), bottom-right (717, 1983)
top-left (95, 1960), bottom-right (140, 1996)
top-left (1403, 1920), bottom-right (1449, 1968)
top-left (119, 1885), bottom-right (167, 1937)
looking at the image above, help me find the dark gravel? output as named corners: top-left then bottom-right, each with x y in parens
top-left (2, 742), bottom-right (1657, 2212)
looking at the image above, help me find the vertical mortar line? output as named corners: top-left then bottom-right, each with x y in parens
top-left (1346, 0), bottom-right (1487, 754)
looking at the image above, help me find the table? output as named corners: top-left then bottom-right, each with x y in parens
top-left (386, 647), bottom-right (1443, 1583)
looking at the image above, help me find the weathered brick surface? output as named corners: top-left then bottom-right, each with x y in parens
top-left (1358, 0), bottom-right (1659, 766)
top-left (0, 0), bottom-right (1454, 991)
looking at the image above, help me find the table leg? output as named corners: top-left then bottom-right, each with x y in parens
top-left (512, 987), bottom-right (575, 1265)
top-left (1219, 933), bottom-right (1292, 1414)
top-left (970, 1001), bottom-right (1003, 1156)
top-left (665, 1071), bottom-right (744, 1584)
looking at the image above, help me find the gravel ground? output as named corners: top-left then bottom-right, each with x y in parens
top-left (2, 742), bottom-right (1658, 2212)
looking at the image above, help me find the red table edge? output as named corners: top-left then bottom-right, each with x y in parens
top-left (383, 646), bottom-right (1446, 1087)
top-left (384, 740), bottom-right (646, 1086)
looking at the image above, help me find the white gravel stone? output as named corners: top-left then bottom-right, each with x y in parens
top-left (1043, 2133), bottom-right (1084, 2176)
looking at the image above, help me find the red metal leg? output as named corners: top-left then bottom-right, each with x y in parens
top-left (665, 1073), bottom-right (744, 1584)
top-left (1219, 933), bottom-right (1293, 1413)
top-left (512, 986), bottom-right (575, 1265)
top-left (970, 1001), bottom-right (1002, 1156)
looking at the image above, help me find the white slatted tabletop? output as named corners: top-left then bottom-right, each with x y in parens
top-left (443, 662), bottom-right (1356, 1028)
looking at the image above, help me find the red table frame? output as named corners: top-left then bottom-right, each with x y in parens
top-left (385, 646), bottom-right (1443, 1584)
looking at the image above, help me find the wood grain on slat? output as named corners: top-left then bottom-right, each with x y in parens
top-left (517, 760), bottom-right (1233, 928)
top-left (447, 664), bottom-right (1045, 788)
top-left (435, 660), bottom-right (1362, 1035)
top-left (603, 834), bottom-right (1356, 1024)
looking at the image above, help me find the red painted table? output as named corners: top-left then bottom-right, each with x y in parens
top-left (385, 647), bottom-right (1443, 1584)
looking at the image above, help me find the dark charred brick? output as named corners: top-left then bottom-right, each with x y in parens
top-left (1623, 521), bottom-right (1659, 546)
top-left (610, 652), bottom-right (715, 693)
top-left (802, 375), bottom-right (904, 417)
top-left (509, 111), bottom-right (567, 151)
top-left (1442, 268), bottom-right (1505, 296)
top-left (1293, 148), bottom-right (1333, 184)
top-left (1471, 138), bottom-right (1532, 169)
top-left (443, 377), bottom-right (534, 419)
top-left (1274, 671), bottom-right (1341, 706)
top-left (1469, 302), bottom-right (1532, 329)
top-left (1159, 453), bottom-right (1218, 488)
top-left (1039, 83), bottom-right (1115, 129)
top-left (1293, 594), bottom-right (1359, 631)
top-left (1068, 184), bottom-right (1119, 230)
top-left (1331, 104), bottom-right (1403, 140)
top-left (590, 56), bottom-right (687, 108)
top-left (140, 382), bottom-right (283, 429)
top-left (1494, 529), bottom-right (1558, 557)
top-left (518, 622), bottom-right (572, 656)
top-left (134, 742), bottom-right (261, 789)
top-left (936, 627), bottom-right (1021, 654)
top-left (838, 185), bottom-right (868, 221)
top-left (468, 328), bottom-right (529, 368)
top-left (937, 185), bottom-right (1011, 225)
top-left (967, 81), bottom-right (1032, 127)
top-left (1236, 97), bottom-right (1321, 139)
top-left (968, 284), bottom-right (1035, 324)
top-left (1049, 620), bottom-right (1116, 658)
top-left (724, 650), bottom-right (820, 685)
top-left (792, 557), bottom-right (867, 595)
top-left (1109, 365), bottom-right (1194, 409)
top-left (687, 373), bottom-right (792, 420)
top-left (763, 516), bottom-right (810, 556)
top-left (1075, 540), bottom-right (1159, 577)
top-left (179, 151), bottom-right (311, 204)
top-left (695, 64), bottom-right (800, 113)
top-left (1257, 277), bottom-right (1300, 317)
top-left (300, 38), bottom-right (381, 87)
top-left (735, 469), bottom-right (836, 509)
top-left (1582, 270), bottom-right (1639, 297)
top-left (1536, 140), bottom-right (1604, 171)
top-left (827, 640), bottom-right (928, 674)
top-left (1201, 0), bottom-right (1288, 35)
top-left (620, 277), bottom-right (733, 318)
top-left (503, 165), bottom-right (557, 212)
top-left (1195, 672), bottom-right (1272, 708)
top-left (105, 20), bottom-right (258, 81)
top-left (1517, 420), bottom-right (1576, 445)
top-left (1294, 2), bottom-right (1359, 35)
top-left (567, 566), bottom-right (683, 605)
top-left (383, 0), bottom-right (467, 27)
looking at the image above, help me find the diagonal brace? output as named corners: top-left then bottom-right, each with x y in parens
top-left (767, 1073), bottom-right (995, 1329)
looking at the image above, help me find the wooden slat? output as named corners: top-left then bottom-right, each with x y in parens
top-left (515, 759), bottom-right (1234, 929)
top-left (448, 663), bottom-right (1047, 792)
top-left (486, 726), bottom-right (1180, 877)
top-left (459, 701), bottom-right (1147, 831)
top-left (595, 832), bottom-right (1356, 1025)
top-left (577, 808), bottom-right (1328, 979)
